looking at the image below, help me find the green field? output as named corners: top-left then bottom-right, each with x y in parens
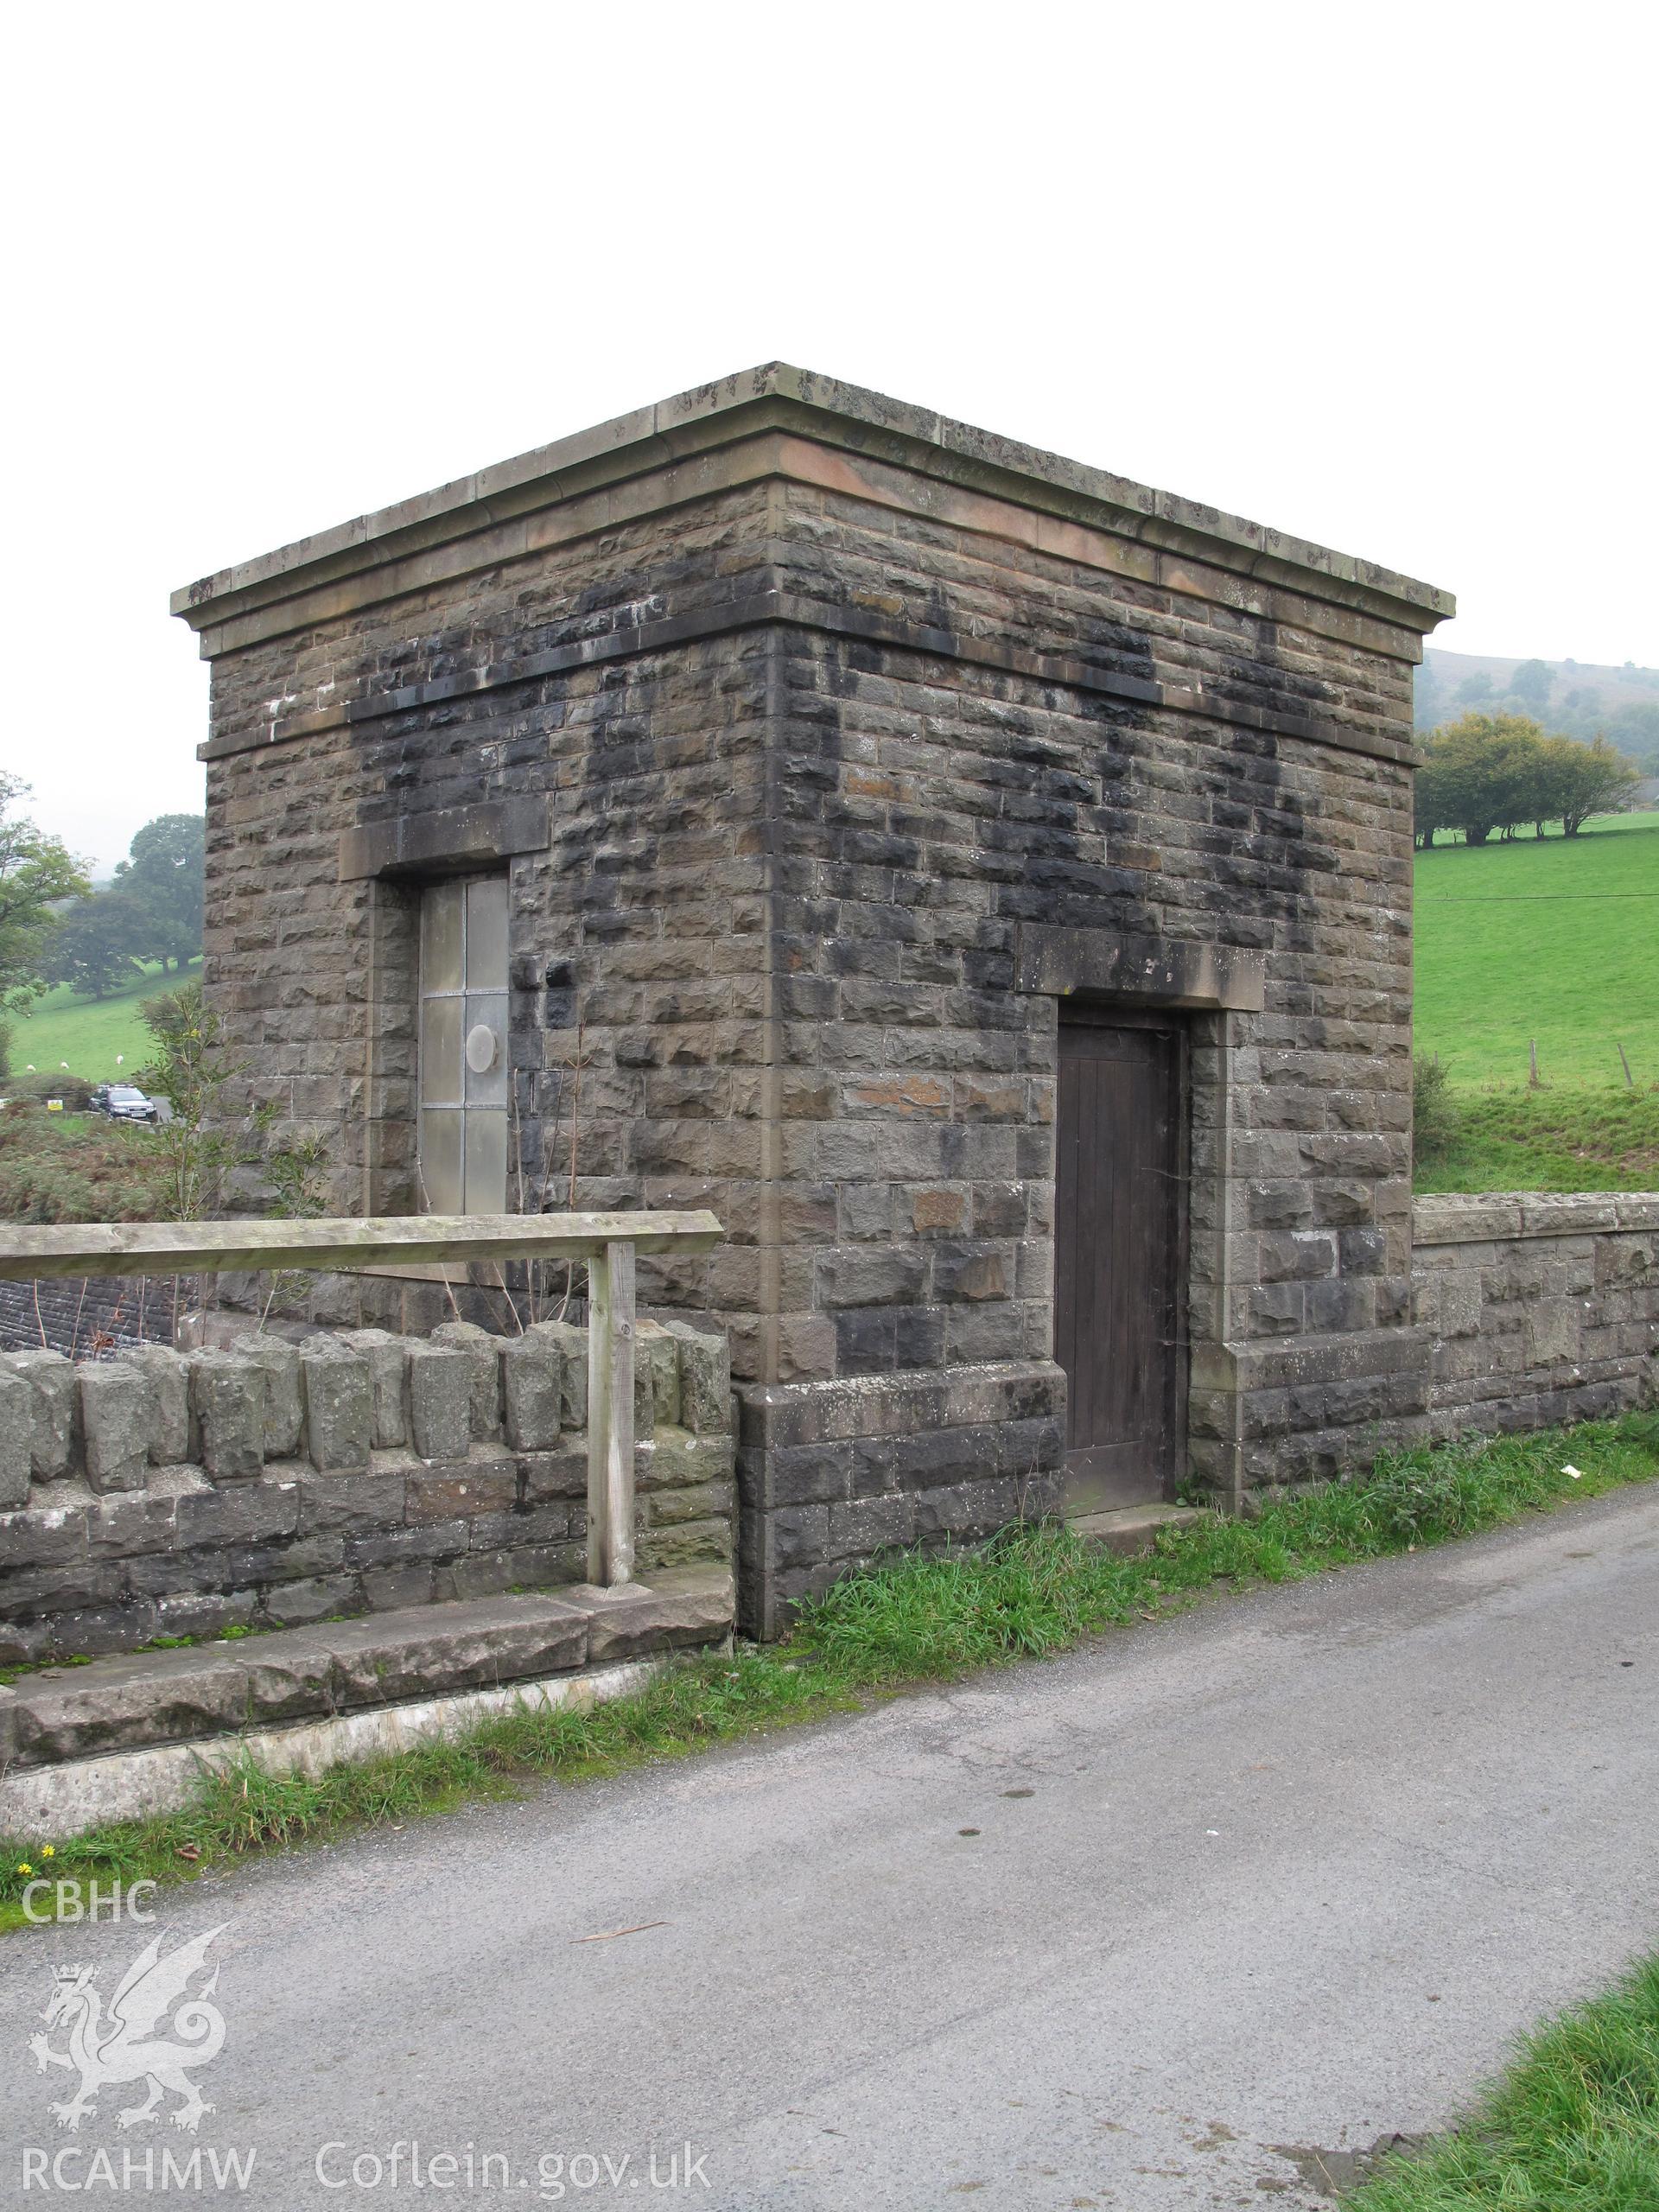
top-left (1413, 811), bottom-right (1659, 1192)
top-left (1414, 812), bottom-right (1659, 1089)
top-left (3, 959), bottom-right (200, 1084)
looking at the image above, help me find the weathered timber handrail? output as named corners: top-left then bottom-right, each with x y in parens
top-left (0, 1211), bottom-right (724, 1591)
top-left (0, 1211), bottom-right (722, 1282)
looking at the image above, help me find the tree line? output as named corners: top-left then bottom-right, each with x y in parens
top-left (1414, 715), bottom-right (1643, 848)
top-left (1415, 656), bottom-right (1659, 774)
top-left (46, 812), bottom-right (206, 997)
top-left (0, 777), bottom-right (206, 1075)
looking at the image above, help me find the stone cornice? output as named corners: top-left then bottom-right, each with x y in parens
top-left (172, 364), bottom-right (1455, 651)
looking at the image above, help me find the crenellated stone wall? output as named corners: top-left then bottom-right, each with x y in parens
top-left (1412, 1194), bottom-right (1659, 1437)
top-left (0, 1319), bottom-right (732, 1665)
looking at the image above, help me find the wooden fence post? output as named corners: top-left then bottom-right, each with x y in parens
top-left (586, 1240), bottom-right (636, 1586)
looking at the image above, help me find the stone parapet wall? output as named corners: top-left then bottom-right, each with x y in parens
top-left (0, 1319), bottom-right (732, 1665)
top-left (1412, 1194), bottom-right (1659, 1437)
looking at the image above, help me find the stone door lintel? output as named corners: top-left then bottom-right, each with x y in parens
top-left (339, 797), bottom-right (551, 883)
top-left (1014, 926), bottom-right (1265, 1013)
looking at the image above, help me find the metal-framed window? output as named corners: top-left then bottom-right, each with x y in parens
top-left (417, 874), bottom-right (508, 1214)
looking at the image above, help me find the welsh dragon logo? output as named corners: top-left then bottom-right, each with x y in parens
top-left (29, 1924), bottom-right (230, 2134)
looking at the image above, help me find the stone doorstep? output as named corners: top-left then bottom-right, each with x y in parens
top-left (1067, 1504), bottom-right (1206, 1557)
top-left (0, 1566), bottom-right (734, 1771)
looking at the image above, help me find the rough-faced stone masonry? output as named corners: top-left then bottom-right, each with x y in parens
top-left (1414, 1194), bottom-right (1659, 1435)
top-left (174, 366), bottom-right (1460, 1637)
top-left (0, 1319), bottom-right (732, 1663)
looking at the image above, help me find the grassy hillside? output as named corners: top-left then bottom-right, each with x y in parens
top-left (1423, 646), bottom-right (1659, 717)
top-left (1419, 647), bottom-right (1659, 762)
top-left (1414, 1086), bottom-right (1659, 1194)
top-left (1414, 814), bottom-right (1659, 1089)
top-left (3, 959), bottom-right (200, 1084)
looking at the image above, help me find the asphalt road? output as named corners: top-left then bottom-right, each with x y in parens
top-left (4, 1484), bottom-right (1657, 2210)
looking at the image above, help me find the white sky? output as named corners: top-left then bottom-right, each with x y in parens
top-left (3, 1), bottom-right (1652, 873)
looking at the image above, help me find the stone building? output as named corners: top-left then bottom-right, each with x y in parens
top-left (175, 365), bottom-right (1455, 1636)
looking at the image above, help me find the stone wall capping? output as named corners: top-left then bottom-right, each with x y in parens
top-left (77, 1364), bottom-right (151, 1496)
top-left (188, 1351), bottom-right (266, 1483)
top-left (0, 1351), bottom-right (77, 1481)
top-left (340, 1328), bottom-right (411, 1449)
top-left (1518, 1194), bottom-right (1621, 1236)
top-left (1410, 1196), bottom-right (1526, 1245)
top-left (0, 1366), bottom-right (29, 1510)
top-left (1414, 1193), bottom-right (1659, 1245)
top-left (122, 1344), bottom-right (196, 1466)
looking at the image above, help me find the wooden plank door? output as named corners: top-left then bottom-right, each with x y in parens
top-left (1054, 1009), bottom-right (1187, 1513)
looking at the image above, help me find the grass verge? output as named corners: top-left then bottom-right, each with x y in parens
top-left (1344, 1948), bottom-right (1659, 2209)
top-left (3, 1414), bottom-right (1656, 1935)
top-left (1414, 1082), bottom-right (1659, 1195)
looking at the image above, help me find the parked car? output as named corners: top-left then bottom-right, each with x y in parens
top-left (101, 1085), bottom-right (160, 1125)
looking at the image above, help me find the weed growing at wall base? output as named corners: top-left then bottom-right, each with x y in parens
top-left (2, 1414), bottom-right (1656, 1931)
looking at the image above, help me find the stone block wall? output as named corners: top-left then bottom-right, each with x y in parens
top-left (192, 477), bottom-right (779, 1254)
top-left (1412, 1194), bottom-right (1659, 1436)
top-left (175, 365), bottom-right (1453, 1640)
top-left (0, 1319), bottom-right (732, 1665)
top-left (736, 1359), bottom-right (1063, 1612)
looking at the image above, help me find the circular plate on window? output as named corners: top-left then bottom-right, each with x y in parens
top-left (465, 1023), bottom-right (500, 1073)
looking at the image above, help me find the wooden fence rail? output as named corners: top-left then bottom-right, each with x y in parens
top-left (0, 1211), bottom-right (723, 1590)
